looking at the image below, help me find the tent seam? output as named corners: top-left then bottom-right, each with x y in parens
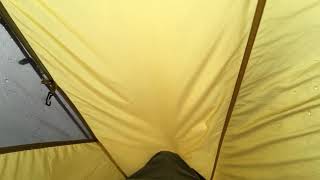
top-left (209, 0), bottom-right (267, 179)
top-left (0, 139), bottom-right (96, 155)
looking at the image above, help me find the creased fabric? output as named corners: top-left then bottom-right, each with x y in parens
top-left (0, 143), bottom-right (125, 180)
top-left (215, 1), bottom-right (320, 179)
top-left (2, 0), bottom-right (257, 178)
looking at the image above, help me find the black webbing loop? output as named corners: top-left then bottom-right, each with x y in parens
top-left (18, 57), bottom-right (31, 65)
top-left (41, 79), bottom-right (57, 106)
top-left (45, 91), bottom-right (54, 106)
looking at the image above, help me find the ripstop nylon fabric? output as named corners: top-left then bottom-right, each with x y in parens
top-left (2, 0), bottom-right (320, 179)
top-left (1, 0), bottom-right (257, 178)
top-left (215, 1), bottom-right (320, 179)
top-left (0, 143), bottom-right (124, 180)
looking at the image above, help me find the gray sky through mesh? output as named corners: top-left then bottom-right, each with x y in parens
top-left (0, 24), bottom-right (92, 148)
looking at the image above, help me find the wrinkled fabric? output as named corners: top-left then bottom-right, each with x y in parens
top-left (1, 0), bottom-right (256, 178)
top-left (2, 0), bottom-right (320, 179)
top-left (215, 1), bottom-right (320, 179)
top-left (0, 143), bottom-right (125, 180)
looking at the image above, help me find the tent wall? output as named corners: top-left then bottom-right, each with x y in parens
top-left (1, 0), bottom-right (257, 178)
top-left (0, 143), bottom-right (125, 180)
top-left (215, 1), bottom-right (320, 179)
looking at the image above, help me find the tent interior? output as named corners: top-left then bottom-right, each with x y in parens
top-left (0, 0), bottom-right (320, 179)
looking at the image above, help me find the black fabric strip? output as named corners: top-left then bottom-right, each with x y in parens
top-left (0, 139), bottom-right (96, 154)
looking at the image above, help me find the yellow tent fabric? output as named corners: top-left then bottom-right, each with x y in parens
top-left (0, 143), bottom-right (124, 180)
top-left (1, 0), bottom-right (320, 179)
top-left (215, 1), bottom-right (320, 179)
top-left (1, 0), bottom-right (257, 178)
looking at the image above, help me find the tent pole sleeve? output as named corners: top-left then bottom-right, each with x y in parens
top-left (209, 0), bottom-right (266, 179)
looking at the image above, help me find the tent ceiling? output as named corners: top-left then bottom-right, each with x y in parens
top-left (1, 0), bottom-right (320, 180)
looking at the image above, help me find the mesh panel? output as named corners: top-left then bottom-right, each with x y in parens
top-left (0, 24), bottom-right (93, 148)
